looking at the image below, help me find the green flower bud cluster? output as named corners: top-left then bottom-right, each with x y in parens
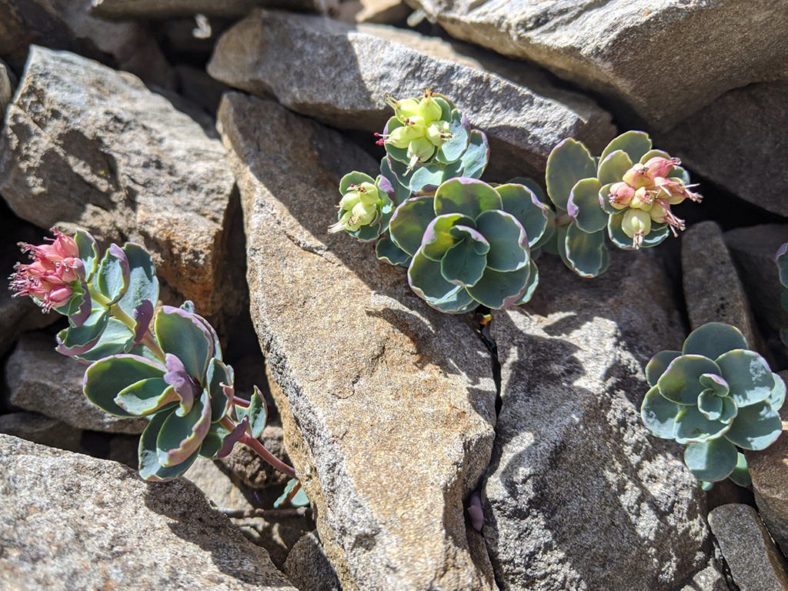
top-left (641, 322), bottom-right (784, 488)
top-left (328, 173), bottom-right (394, 239)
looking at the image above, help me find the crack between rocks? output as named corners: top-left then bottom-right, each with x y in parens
top-left (282, 227), bottom-right (338, 264)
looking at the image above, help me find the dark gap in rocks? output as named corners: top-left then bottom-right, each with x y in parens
top-left (474, 308), bottom-right (502, 416)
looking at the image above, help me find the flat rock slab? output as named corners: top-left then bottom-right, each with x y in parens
top-left (486, 250), bottom-right (709, 590)
top-left (5, 332), bottom-right (148, 434)
top-left (91, 0), bottom-right (335, 19)
top-left (407, 0), bottom-right (788, 130)
top-left (208, 9), bottom-right (614, 179)
top-left (0, 46), bottom-right (236, 320)
top-left (218, 92), bottom-right (498, 591)
top-left (708, 504), bottom-right (788, 591)
top-left (745, 432), bottom-right (788, 557)
top-left (0, 434), bottom-right (296, 591)
top-left (659, 80), bottom-right (788, 218)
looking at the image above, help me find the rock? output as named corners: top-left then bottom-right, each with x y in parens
top-left (708, 504), bottom-right (788, 591)
top-left (0, 58), bottom-right (14, 115)
top-left (91, 0), bottom-right (337, 19)
top-left (0, 412), bottom-right (82, 452)
top-left (5, 332), bottom-right (148, 434)
top-left (0, 434), bottom-right (296, 591)
top-left (207, 9), bottom-right (615, 179)
top-left (0, 203), bottom-right (58, 357)
top-left (406, 1), bottom-right (788, 130)
top-left (284, 532), bottom-right (342, 591)
top-left (682, 221), bottom-right (763, 352)
top-left (0, 0), bottom-right (173, 88)
top-left (218, 92), bottom-right (498, 591)
top-left (334, 0), bottom-right (410, 24)
top-left (486, 249), bottom-right (709, 591)
top-left (746, 432), bottom-right (788, 557)
top-left (724, 224), bottom-right (788, 363)
top-left (220, 424), bottom-right (290, 490)
top-left (679, 564), bottom-right (729, 591)
top-left (0, 46), bottom-right (239, 322)
top-left (659, 81), bottom-right (788, 218)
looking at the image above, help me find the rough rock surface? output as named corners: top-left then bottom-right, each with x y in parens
top-left (659, 81), bottom-right (788, 217)
top-left (724, 224), bottom-right (788, 361)
top-left (335, 0), bottom-right (411, 23)
top-left (486, 249), bottom-right (709, 590)
top-left (208, 9), bottom-right (614, 179)
top-left (91, 0), bottom-right (337, 19)
top-left (0, 46), bottom-right (238, 321)
top-left (707, 504), bottom-right (788, 591)
top-left (218, 92), bottom-right (498, 591)
top-left (0, 412), bottom-right (82, 452)
top-left (746, 432), bottom-right (788, 557)
top-left (682, 221), bottom-right (762, 351)
top-left (0, 434), bottom-right (296, 591)
top-left (406, 0), bottom-right (788, 129)
top-left (5, 332), bottom-right (148, 434)
top-left (284, 532), bottom-right (342, 591)
top-left (0, 58), bottom-right (13, 114)
top-left (0, 0), bottom-right (172, 87)
top-left (679, 564), bottom-right (729, 591)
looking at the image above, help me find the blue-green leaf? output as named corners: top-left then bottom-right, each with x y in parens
top-left (641, 385), bottom-right (681, 439)
top-left (421, 213), bottom-right (473, 261)
top-left (375, 235), bottom-right (412, 267)
top-left (157, 389), bottom-right (212, 467)
top-left (475, 210), bottom-right (529, 272)
top-left (139, 411), bottom-right (199, 481)
top-left (545, 139), bottom-right (596, 211)
top-left (728, 453), bottom-right (752, 487)
top-left (435, 110), bottom-right (469, 164)
top-left (95, 244), bottom-right (130, 305)
top-left (154, 306), bottom-right (214, 383)
top-left (567, 178), bottom-right (606, 233)
top-left (115, 378), bottom-right (177, 416)
top-left (339, 171), bottom-right (376, 194)
top-left (388, 196), bottom-right (436, 257)
top-left (564, 225), bottom-right (609, 278)
top-left (511, 259), bottom-right (539, 306)
top-left (658, 355), bottom-right (721, 405)
top-left (74, 229), bottom-right (99, 281)
top-left (724, 402), bottom-right (782, 450)
top-left (768, 373), bottom-right (785, 410)
top-left (434, 178), bottom-right (502, 218)
top-left (205, 357), bottom-right (232, 423)
top-left (496, 183), bottom-right (553, 248)
top-left (600, 131), bottom-right (652, 163)
top-left (458, 130), bottom-right (489, 179)
top-left (683, 438), bottom-right (737, 482)
top-left (682, 322), bottom-right (748, 359)
top-left (646, 350), bottom-right (681, 387)
top-left (716, 350), bottom-right (774, 408)
top-left (440, 235), bottom-right (488, 287)
top-left (55, 307), bottom-right (110, 357)
top-left (84, 354), bottom-right (166, 417)
top-left (408, 249), bottom-right (478, 314)
top-left (466, 265), bottom-right (530, 310)
top-left (675, 405), bottom-right (731, 444)
top-left (597, 150), bottom-right (633, 185)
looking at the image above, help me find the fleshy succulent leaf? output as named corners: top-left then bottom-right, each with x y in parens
top-left (715, 349), bottom-right (774, 408)
top-left (607, 213), bottom-right (635, 250)
top-left (274, 478), bottom-right (309, 509)
top-left (683, 438), bottom-right (737, 482)
top-left (216, 417), bottom-right (247, 459)
top-left (205, 357), bottom-right (232, 423)
top-left (440, 236), bottom-right (488, 287)
top-left (339, 171), bottom-right (376, 194)
top-left (723, 402), bottom-right (782, 450)
top-left (600, 131), bottom-right (652, 163)
top-left (73, 318), bottom-right (135, 362)
top-left (567, 178), bottom-right (606, 233)
top-left (114, 378), bottom-right (178, 416)
top-left (474, 210), bottom-right (529, 272)
top-left (646, 350), bottom-right (681, 387)
top-left (421, 213), bottom-right (475, 261)
top-left (564, 225), bottom-right (609, 278)
top-left (658, 355), bottom-right (721, 405)
top-left (459, 131), bottom-right (489, 179)
top-left (139, 411), bottom-right (199, 481)
top-left (545, 139), bottom-right (596, 211)
top-left (388, 196), bottom-right (436, 257)
top-left (728, 453), bottom-right (752, 487)
top-left (641, 385), bottom-right (681, 439)
top-left (682, 322), bottom-right (748, 359)
top-left (379, 157), bottom-right (410, 206)
top-left (409, 161), bottom-right (462, 195)
top-left (697, 390), bottom-right (724, 421)
top-left (117, 243), bottom-right (158, 320)
top-left (466, 265), bottom-right (530, 309)
top-left (156, 389), bottom-right (212, 467)
top-left (768, 373), bottom-right (786, 410)
top-left (434, 178), bottom-right (502, 218)
top-left (496, 183), bottom-right (553, 248)
top-left (246, 386), bottom-right (268, 439)
top-left (74, 229), bottom-right (99, 281)
top-left (96, 244), bottom-right (130, 305)
top-left (375, 235), bottom-right (411, 267)
top-left (597, 150), bottom-right (633, 185)
top-left (163, 353), bottom-right (199, 416)
top-left (512, 259), bottom-right (539, 306)
top-left (698, 373), bottom-right (730, 397)
top-left (84, 354), bottom-right (166, 417)
top-left (435, 110), bottom-right (469, 164)
top-left (408, 249), bottom-right (478, 314)
top-left (55, 307), bottom-right (110, 357)
top-left (154, 306), bottom-right (214, 383)
top-left (674, 405), bottom-right (731, 444)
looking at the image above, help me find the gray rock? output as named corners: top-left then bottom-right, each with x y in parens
top-left (406, 0), bottom-right (788, 130)
top-left (724, 224), bottom-right (788, 362)
top-left (91, 0), bottom-right (337, 19)
top-left (682, 221), bottom-right (763, 352)
top-left (659, 80), bottom-right (788, 218)
top-left (284, 532), bottom-right (342, 591)
top-left (486, 249), bottom-right (709, 591)
top-left (0, 434), bottom-right (296, 591)
top-left (218, 91), bottom-right (498, 591)
top-left (334, 0), bottom-right (411, 24)
top-left (207, 9), bottom-right (615, 179)
top-left (0, 0), bottom-right (173, 88)
top-left (0, 58), bottom-right (14, 115)
top-left (5, 332), bottom-right (148, 434)
top-left (708, 504), bottom-right (788, 591)
top-left (0, 46), bottom-right (239, 322)
top-left (746, 431), bottom-right (788, 557)
top-left (0, 412), bottom-right (82, 452)
top-left (679, 564), bottom-right (729, 591)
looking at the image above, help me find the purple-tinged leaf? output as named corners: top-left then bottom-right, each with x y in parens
top-left (217, 416), bottom-right (248, 459)
top-left (157, 389), bottom-right (212, 467)
top-left (155, 306), bottom-right (214, 382)
top-left (133, 300), bottom-right (154, 345)
top-left (163, 353), bottom-right (200, 416)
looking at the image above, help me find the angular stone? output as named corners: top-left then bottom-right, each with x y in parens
top-left (0, 58), bottom-right (14, 115)
top-left (334, 0), bottom-right (410, 24)
top-left (487, 249), bottom-right (709, 590)
top-left (218, 92), bottom-right (498, 591)
top-left (207, 9), bottom-right (615, 179)
top-left (0, 0), bottom-right (173, 88)
top-left (682, 221), bottom-right (763, 352)
top-left (724, 224), bottom-right (788, 360)
top-left (406, 1), bottom-right (788, 130)
top-left (91, 0), bottom-right (336, 19)
top-left (0, 434), bottom-right (296, 591)
top-left (707, 504), bottom-right (788, 591)
top-left (284, 532), bottom-right (342, 591)
top-left (5, 332), bottom-right (147, 434)
top-left (0, 46), bottom-right (238, 321)
top-left (0, 412), bottom-right (82, 452)
top-left (679, 564), bottom-right (729, 591)
top-left (659, 81), bottom-right (788, 217)
top-left (746, 432), bottom-right (788, 557)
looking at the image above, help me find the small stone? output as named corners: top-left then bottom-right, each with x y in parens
top-left (486, 249), bottom-right (709, 590)
top-left (0, 434), bottom-right (296, 591)
top-left (0, 46), bottom-right (239, 322)
top-left (91, 0), bottom-right (337, 19)
top-left (659, 81), bottom-right (788, 217)
top-left (218, 92), bottom-right (498, 591)
top-left (208, 9), bottom-right (614, 179)
top-left (682, 221), bottom-right (764, 352)
top-left (708, 504), bottom-right (788, 591)
top-left (5, 332), bottom-right (148, 434)
top-left (405, 0), bottom-right (788, 130)
top-left (746, 432), bottom-right (788, 557)
top-left (284, 532), bottom-right (342, 591)
top-left (0, 412), bottom-right (82, 452)
top-left (679, 564), bottom-right (729, 591)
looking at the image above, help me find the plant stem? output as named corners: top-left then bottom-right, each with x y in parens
top-left (240, 432), bottom-right (297, 479)
top-left (220, 507), bottom-right (310, 519)
top-left (554, 212), bottom-right (572, 227)
top-left (232, 395), bottom-right (250, 408)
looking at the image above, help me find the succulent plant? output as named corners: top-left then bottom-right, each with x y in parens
top-left (641, 322), bottom-right (784, 486)
top-left (777, 242), bottom-right (788, 345)
top-left (386, 177), bottom-right (551, 312)
top-left (544, 131), bottom-right (700, 277)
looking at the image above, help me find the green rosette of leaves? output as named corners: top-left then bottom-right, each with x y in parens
top-left (385, 177), bottom-right (552, 313)
top-left (640, 322), bottom-right (784, 487)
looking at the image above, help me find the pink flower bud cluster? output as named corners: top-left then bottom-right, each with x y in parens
top-left (607, 156), bottom-right (702, 248)
top-left (9, 229), bottom-right (84, 310)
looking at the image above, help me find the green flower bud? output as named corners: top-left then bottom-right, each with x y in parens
top-left (385, 95), bottom-right (419, 122)
top-left (418, 90), bottom-right (443, 124)
top-left (406, 137), bottom-right (436, 171)
top-left (349, 201), bottom-right (377, 228)
top-left (621, 209), bottom-right (651, 248)
top-left (426, 121), bottom-right (451, 147)
top-left (338, 189), bottom-right (361, 210)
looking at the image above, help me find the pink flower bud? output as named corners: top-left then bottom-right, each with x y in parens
top-left (608, 182), bottom-right (635, 210)
top-left (622, 164), bottom-right (651, 189)
top-left (643, 156), bottom-right (680, 180)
